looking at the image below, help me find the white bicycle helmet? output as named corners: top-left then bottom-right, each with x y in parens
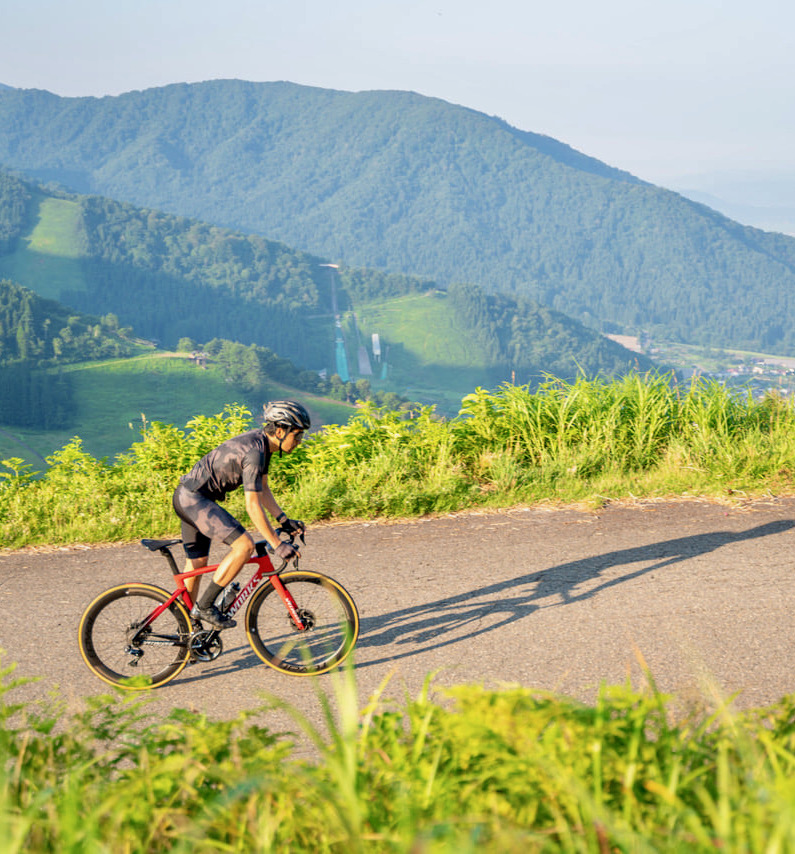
top-left (262, 400), bottom-right (311, 431)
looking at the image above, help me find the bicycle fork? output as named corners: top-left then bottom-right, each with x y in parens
top-left (223, 563), bottom-right (309, 631)
top-left (270, 574), bottom-right (309, 630)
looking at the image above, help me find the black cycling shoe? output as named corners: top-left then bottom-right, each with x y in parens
top-left (190, 604), bottom-right (237, 631)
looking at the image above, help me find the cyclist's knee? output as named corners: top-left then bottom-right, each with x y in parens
top-left (231, 531), bottom-right (255, 555)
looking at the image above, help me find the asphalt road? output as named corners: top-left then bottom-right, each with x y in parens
top-left (2, 497), bottom-right (794, 742)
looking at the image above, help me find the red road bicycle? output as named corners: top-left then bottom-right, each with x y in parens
top-left (78, 532), bottom-right (359, 690)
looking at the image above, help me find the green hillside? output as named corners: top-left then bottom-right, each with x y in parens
top-left (0, 277), bottom-right (143, 432)
top-left (1, 81), bottom-right (795, 351)
top-left (0, 175), bottom-right (339, 371)
top-left (0, 352), bottom-right (354, 469)
top-left (344, 292), bottom-right (495, 411)
top-left (0, 196), bottom-right (87, 300)
top-left (0, 170), bottom-right (653, 415)
top-left (348, 287), bottom-right (648, 410)
top-left (0, 275), bottom-right (355, 465)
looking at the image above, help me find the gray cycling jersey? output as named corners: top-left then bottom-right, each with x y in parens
top-left (180, 429), bottom-right (272, 501)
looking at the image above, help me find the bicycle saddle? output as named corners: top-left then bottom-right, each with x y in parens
top-left (141, 538), bottom-right (182, 551)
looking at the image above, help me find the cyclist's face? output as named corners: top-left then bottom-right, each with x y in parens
top-left (279, 427), bottom-right (304, 453)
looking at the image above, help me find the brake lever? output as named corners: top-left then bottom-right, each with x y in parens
top-left (272, 527), bottom-right (305, 567)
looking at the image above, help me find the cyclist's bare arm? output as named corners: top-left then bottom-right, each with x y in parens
top-left (245, 484), bottom-right (282, 551)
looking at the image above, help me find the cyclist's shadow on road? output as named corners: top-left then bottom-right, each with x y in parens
top-left (355, 519), bottom-right (795, 669)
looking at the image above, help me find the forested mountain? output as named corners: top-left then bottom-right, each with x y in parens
top-left (0, 168), bottom-right (338, 368)
top-left (445, 282), bottom-right (640, 381)
top-left (0, 170), bottom-right (653, 413)
top-left (0, 80), bottom-right (794, 352)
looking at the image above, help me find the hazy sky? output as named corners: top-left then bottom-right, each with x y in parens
top-left (4, 0), bottom-right (795, 225)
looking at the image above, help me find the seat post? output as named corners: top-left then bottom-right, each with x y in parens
top-left (158, 545), bottom-right (181, 576)
top-left (140, 539), bottom-right (183, 576)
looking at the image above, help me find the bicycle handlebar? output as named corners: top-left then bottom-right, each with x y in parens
top-left (253, 527), bottom-right (304, 571)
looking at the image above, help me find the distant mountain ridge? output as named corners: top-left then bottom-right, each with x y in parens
top-left (1, 80), bottom-right (795, 353)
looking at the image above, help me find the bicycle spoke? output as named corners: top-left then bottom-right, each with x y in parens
top-left (246, 572), bottom-right (359, 675)
top-left (79, 585), bottom-right (191, 689)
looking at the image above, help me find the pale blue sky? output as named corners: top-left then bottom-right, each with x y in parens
top-left (4, 0), bottom-right (795, 228)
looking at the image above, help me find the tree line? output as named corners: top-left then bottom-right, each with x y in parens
top-left (446, 282), bottom-right (654, 383)
top-left (193, 337), bottom-right (406, 408)
top-left (0, 169), bottom-right (33, 253)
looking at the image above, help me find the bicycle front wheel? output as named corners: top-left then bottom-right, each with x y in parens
top-left (245, 571), bottom-right (359, 675)
top-left (78, 583), bottom-right (192, 689)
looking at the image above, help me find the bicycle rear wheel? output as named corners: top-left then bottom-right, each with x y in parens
top-left (78, 583), bottom-right (192, 689)
top-left (245, 570), bottom-right (359, 675)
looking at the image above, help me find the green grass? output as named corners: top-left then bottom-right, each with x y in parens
top-left (23, 197), bottom-right (84, 258)
top-left (7, 373), bottom-right (795, 549)
top-left (0, 195), bottom-right (88, 300)
top-left (5, 657), bottom-right (795, 852)
top-left (354, 293), bottom-right (487, 369)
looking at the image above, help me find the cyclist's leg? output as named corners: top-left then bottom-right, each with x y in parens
top-left (195, 531), bottom-right (254, 618)
top-left (173, 485), bottom-right (252, 619)
top-left (173, 494), bottom-right (210, 602)
top-left (183, 555), bottom-right (208, 600)
top-left (173, 487), bottom-right (213, 599)
top-left (213, 530), bottom-right (255, 587)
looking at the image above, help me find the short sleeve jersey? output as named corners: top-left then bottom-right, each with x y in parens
top-left (180, 429), bottom-right (272, 502)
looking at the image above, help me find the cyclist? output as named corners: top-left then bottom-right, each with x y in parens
top-left (172, 399), bottom-right (311, 630)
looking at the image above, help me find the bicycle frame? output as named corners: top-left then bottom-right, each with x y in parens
top-left (132, 543), bottom-right (307, 643)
